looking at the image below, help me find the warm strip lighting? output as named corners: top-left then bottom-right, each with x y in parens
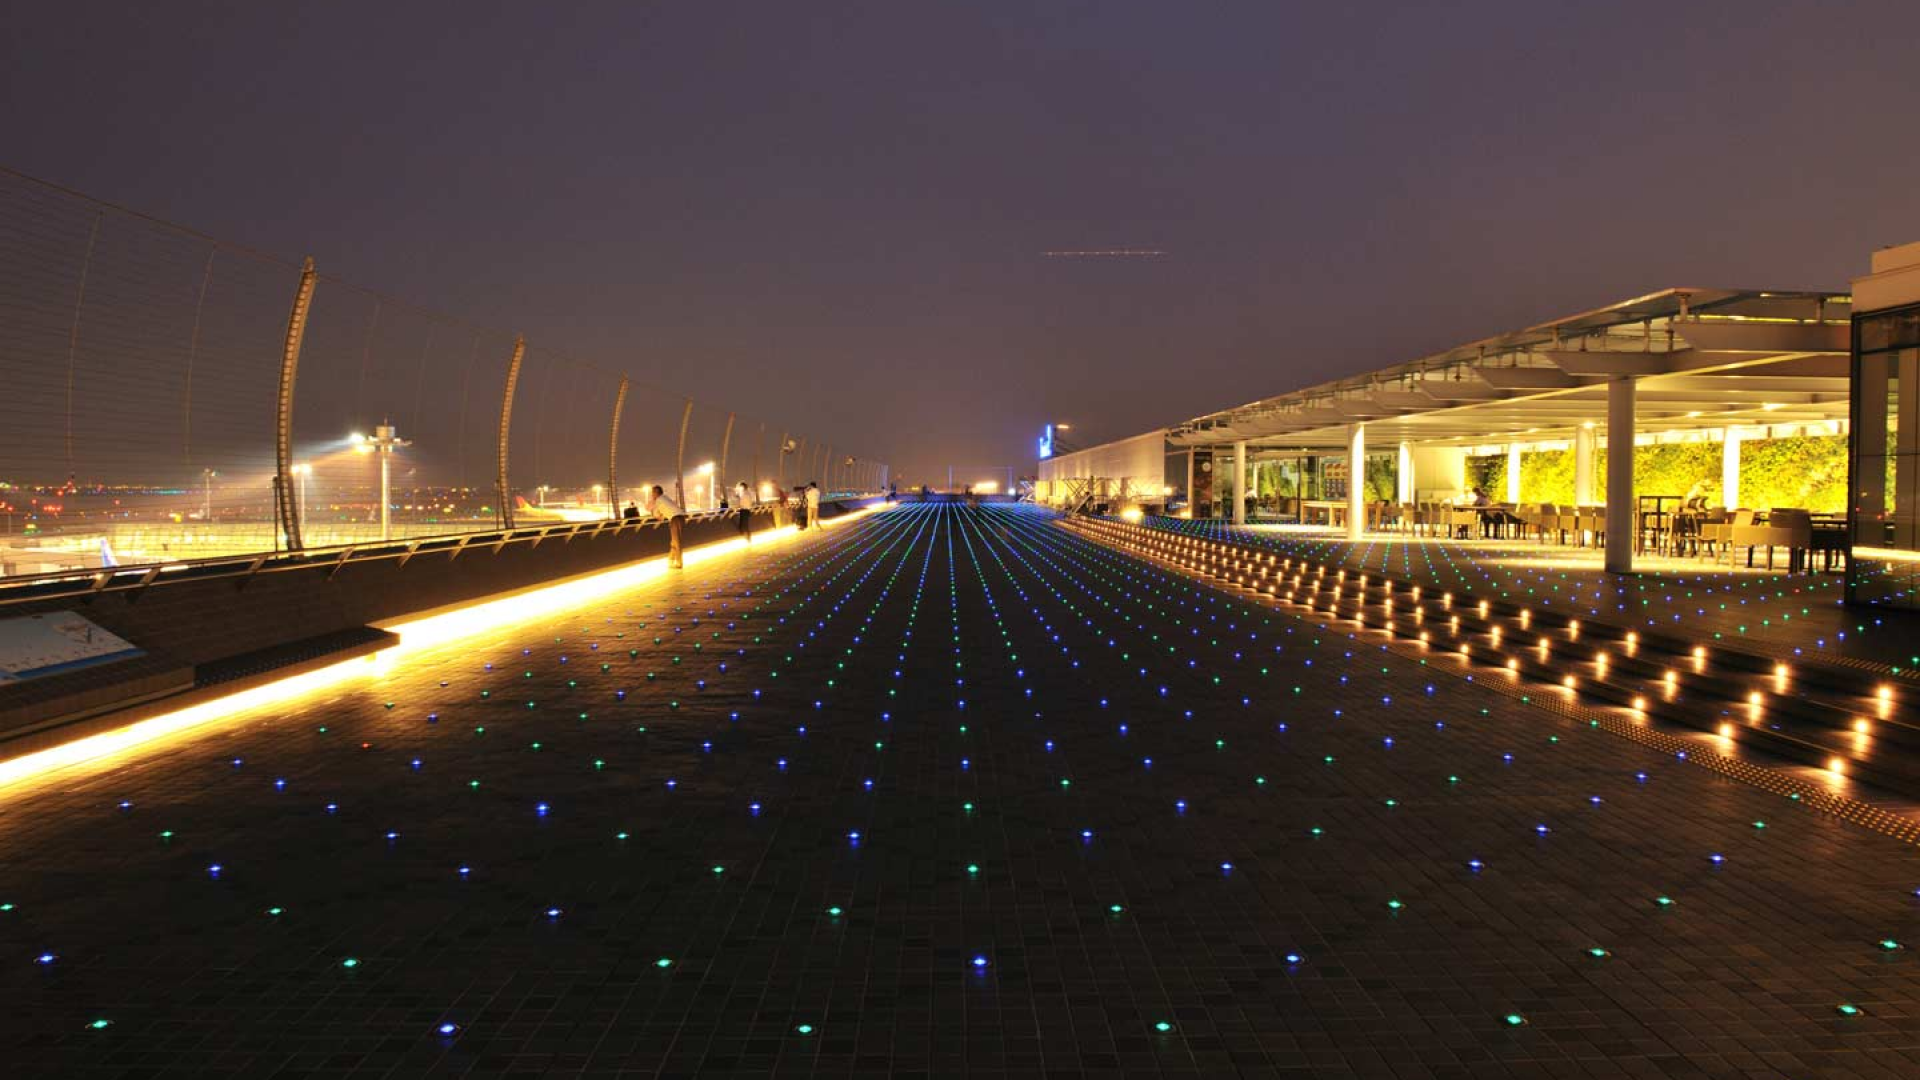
top-left (0, 654), bottom-right (391, 794)
top-left (0, 505), bottom-right (886, 794)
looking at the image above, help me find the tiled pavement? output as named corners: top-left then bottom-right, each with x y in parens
top-left (1, 504), bottom-right (1917, 1078)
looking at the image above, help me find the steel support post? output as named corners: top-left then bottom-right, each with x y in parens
top-left (609, 376), bottom-right (628, 519)
top-left (496, 337), bottom-right (525, 530)
top-left (274, 257), bottom-right (318, 551)
top-left (675, 399), bottom-right (693, 509)
top-left (718, 412), bottom-right (735, 504)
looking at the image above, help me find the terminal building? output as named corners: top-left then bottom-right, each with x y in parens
top-left (1040, 245), bottom-right (1920, 610)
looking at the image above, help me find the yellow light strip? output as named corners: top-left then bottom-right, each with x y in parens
top-left (0, 504), bottom-right (887, 795)
top-left (1852, 546), bottom-right (1920, 565)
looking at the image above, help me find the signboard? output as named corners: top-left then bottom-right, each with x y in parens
top-left (0, 612), bottom-right (145, 683)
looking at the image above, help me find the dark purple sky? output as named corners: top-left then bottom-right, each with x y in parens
top-left (6, 0), bottom-right (1918, 481)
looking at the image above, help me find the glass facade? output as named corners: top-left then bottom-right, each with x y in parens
top-left (1848, 301), bottom-right (1920, 607)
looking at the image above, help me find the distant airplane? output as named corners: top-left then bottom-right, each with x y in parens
top-left (512, 495), bottom-right (607, 523)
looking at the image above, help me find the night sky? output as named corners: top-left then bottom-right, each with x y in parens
top-left (6, 1), bottom-right (1918, 481)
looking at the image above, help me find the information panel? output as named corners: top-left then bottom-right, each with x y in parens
top-left (0, 612), bottom-right (145, 683)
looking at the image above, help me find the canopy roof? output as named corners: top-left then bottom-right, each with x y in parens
top-left (1169, 289), bottom-right (1852, 450)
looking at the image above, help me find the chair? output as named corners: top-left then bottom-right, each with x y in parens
top-left (1532, 503), bottom-right (1558, 543)
top-left (1572, 506), bottom-right (1603, 546)
top-left (1729, 509), bottom-right (1815, 570)
top-left (1694, 508), bottom-right (1731, 559)
top-left (1444, 506), bottom-right (1478, 539)
top-left (1768, 509), bottom-right (1814, 571)
top-left (1556, 504), bottom-right (1583, 545)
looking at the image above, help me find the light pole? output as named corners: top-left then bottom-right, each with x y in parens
top-left (291, 463), bottom-right (311, 535)
top-left (354, 423), bottom-right (411, 542)
top-left (698, 461), bottom-right (716, 511)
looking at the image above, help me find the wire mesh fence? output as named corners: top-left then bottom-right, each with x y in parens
top-left (0, 167), bottom-right (888, 580)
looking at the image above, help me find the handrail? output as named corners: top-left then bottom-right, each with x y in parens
top-left (0, 495), bottom-right (885, 608)
top-left (0, 511), bottom-right (717, 608)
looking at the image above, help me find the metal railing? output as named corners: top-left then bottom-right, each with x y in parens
top-left (0, 166), bottom-right (889, 583)
top-left (0, 509), bottom-right (722, 608)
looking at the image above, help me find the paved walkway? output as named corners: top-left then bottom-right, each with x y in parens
top-left (2, 504), bottom-right (1916, 1078)
top-left (1162, 520), bottom-right (1920, 676)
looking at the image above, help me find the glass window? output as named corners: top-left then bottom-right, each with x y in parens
top-left (1850, 310), bottom-right (1920, 607)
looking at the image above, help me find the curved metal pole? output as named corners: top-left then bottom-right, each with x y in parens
top-left (496, 336), bottom-right (525, 530)
top-left (608, 376), bottom-right (629, 520)
top-left (274, 257), bottom-right (318, 551)
top-left (717, 411), bottom-right (735, 506)
top-left (674, 398), bottom-right (693, 509)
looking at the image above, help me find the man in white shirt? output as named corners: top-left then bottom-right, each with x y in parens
top-left (733, 480), bottom-right (755, 542)
top-left (805, 481), bottom-right (821, 530)
top-left (647, 484), bottom-right (686, 567)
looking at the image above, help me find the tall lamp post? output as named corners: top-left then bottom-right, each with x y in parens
top-left (354, 422), bottom-right (411, 542)
top-left (696, 461), bottom-right (717, 511)
top-left (290, 463), bottom-right (312, 536)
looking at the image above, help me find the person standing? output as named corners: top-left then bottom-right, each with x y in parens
top-left (733, 480), bottom-right (755, 542)
top-left (805, 481), bottom-right (821, 530)
top-left (647, 484), bottom-right (686, 568)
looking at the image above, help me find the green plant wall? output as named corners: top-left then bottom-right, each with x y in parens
top-left (1739, 434), bottom-right (1847, 511)
top-left (1365, 455), bottom-right (1396, 503)
top-left (1463, 435), bottom-right (1845, 511)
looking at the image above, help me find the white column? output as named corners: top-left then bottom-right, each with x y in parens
top-left (1396, 442), bottom-right (1413, 503)
top-left (1347, 423), bottom-right (1366, 540)
top-left (1604, 377), bottom-right (1635, 573)
top-left (1232, 440), bottom-right (1248, 525)
top-left (1574, 424), bottom-right (1596, 506)
top-left (1505, 444), bottom-right (1522, 504)
top-left (1721, 428), bottom-right (1741, 510)
top-left (1185, 450), bottom-right (1196, 517)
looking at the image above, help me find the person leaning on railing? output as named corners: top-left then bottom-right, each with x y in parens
top-left (646, 485), bottom-right (686, 568)
top-left (733, 480), bottom-right (755, 543)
